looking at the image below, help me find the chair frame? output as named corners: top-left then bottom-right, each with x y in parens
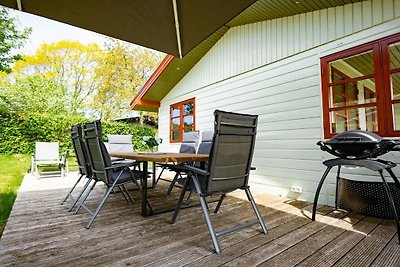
top-left (61, 124), bottom-right (94, 212)
top-left (75, 120), bottom-right (145, 229)
top-left (171, 110), bottom-right (268, 254)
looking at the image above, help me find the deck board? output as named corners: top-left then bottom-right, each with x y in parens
top-left (0, 172), bottom-right (399, 267)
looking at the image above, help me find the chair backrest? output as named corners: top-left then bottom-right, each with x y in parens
top-left (194, 130), bottom-right (213, 168)
top-left (179, 131), bottom-right (199, 154)
top-left (206, 110), bottom-right (258, 194)
top-left (83, 120), bottom-right (112, 184)
top-left (107, 134), bottom-right (134, 154)
top-left (35, 142), bottom-right (60, 161)
top-left (71, 124), bottom-right (92, 177)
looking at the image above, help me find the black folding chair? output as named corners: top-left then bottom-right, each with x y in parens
top-left (76, 120), bottom-right (146, 229)
top-left (171, 110), bottom-right (268, 254)
top-left (61, 124), bottom-right (93, 211)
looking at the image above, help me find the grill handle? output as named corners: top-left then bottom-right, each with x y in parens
top-left (317, 141), bottom-right (346, 158)
top-left (334, 137), bottom-right (362, 142)
top-left (317, 140), bottom-right (397, 159)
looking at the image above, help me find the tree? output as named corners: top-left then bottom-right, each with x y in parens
top-left (0, 7), bottom-right (31, 73)
top-left (88, 39), bottom-right (163, 120)
top-left (12, 40), bottom-right (102, 114)
top-left (6, 39), bottom-right (163, 120)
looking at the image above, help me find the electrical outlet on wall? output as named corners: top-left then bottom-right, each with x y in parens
top-left (290, 186), bottom-right (303, 193)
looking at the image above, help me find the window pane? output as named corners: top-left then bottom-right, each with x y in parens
top-left (389, 42), bottom-right (400, 70)
top-left (171, 107), bottom-right (180, 117)
top-left (171, 130), bottom-right (180, 141)
top-left (391, 72), bottom-right (400, 100)
top-left (329, 50), bottom-right (374, 81)
top-left (184, 127), bottom-right (194, 132)
top-left (183, 115), bottom-right (193, 128)
top-left (393, 103), bottom-right (400, 130)
top-left (330, 107), bottom-right (378, 134)
top-left (183, 102), bottom-right (194, 115)
top-left (171, 118), bottom-right (180, 129)
top-left (330, 78), bottom-right (376, 108)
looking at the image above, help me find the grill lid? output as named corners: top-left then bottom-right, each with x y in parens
top-left (325, 130), bottom-right (382, 145)
top-left (318, 130), bottom-right (398, 159)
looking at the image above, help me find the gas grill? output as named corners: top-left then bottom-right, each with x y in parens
top-left (317, 130), bottom-right (399, 159)
top-left (312, 130), bottom-right (400, 243)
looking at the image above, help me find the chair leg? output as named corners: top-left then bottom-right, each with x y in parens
top-left (86, 184), bottom-right (115, 229)
top-left (122, 184), bottom-right (134, 203)
top-left (380, 170), bottom-right (400, 243)
top-left (69, 177), bottom-right (93, 212)
top-left (86, 172), bottom-right (125, 229)
top-left (184, 191), bottom-right (193, 205)
top-left (117, 186), bottom-right (129, 202)
top-left (244, 187), bottom-right (268, 234)
top-left (74, 180), bottom-right (97, 214)
top-left (191, 174), bottom-right (221, 254)
top-left (312, 166), bottom-right (333, 221)
top-left (153, 166), bottom-right (165, 188)
top-left (171, 174), bottom-right (190, 224)
top-left (61, 174), bottom-right (84, 204)
top-left (214, 194), bottom-right (226, 214)
top-left (166, 172), bottom-right (180, 196)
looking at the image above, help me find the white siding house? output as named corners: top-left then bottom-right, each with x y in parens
top-left (134, 0), bottom-right (400, 206)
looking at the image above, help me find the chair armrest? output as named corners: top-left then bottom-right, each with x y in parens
top-left (180, 165), bottom-right (210, 176)
top-left (105, 161), bottom-right (140, 170)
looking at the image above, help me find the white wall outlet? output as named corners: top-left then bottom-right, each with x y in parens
top-left (290, 186), bottom-right (303, 193)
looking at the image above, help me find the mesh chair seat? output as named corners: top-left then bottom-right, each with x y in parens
top-left (109, 169), bottom-right (143, 184)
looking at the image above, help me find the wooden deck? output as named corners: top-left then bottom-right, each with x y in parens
top-left (0, 172), bottom-right (399, 266)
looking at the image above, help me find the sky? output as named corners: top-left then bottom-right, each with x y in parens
top-left (9, 9), bottom-right (111, 54)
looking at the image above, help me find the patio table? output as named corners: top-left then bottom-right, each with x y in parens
top-left (109, 152), bottom-right (208, 217)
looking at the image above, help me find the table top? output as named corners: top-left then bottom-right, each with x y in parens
top-left (109, 152), bottom-right (209, 163)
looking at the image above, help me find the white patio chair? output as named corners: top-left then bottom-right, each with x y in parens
top-left (31, 142), bottom-right (66, 177)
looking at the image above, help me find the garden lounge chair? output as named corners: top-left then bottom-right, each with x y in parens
top-left (31, 142), bottom-right (66, 177)
top-left (171, 110), bottom-right (268, 254)
top-left (76, 120), bottom-right (145, 229)
top-left (61, 124), bottom-right (93, 211)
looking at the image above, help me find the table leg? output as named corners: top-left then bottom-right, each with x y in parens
top-left (152, 162), bottom-right (156, 188)
top-left (142, 161), bottom-right (148, 217)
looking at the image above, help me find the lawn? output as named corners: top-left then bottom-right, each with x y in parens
top-left (0, 154), bottom-right (30, 238)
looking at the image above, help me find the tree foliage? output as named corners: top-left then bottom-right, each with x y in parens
top-left (6, 39), bottom-right (163, 119)
top-left (0, 111), bottom-right (157, 155)
top-left (0, 74), bottom-right (68, 115)
top-left (0, 7), bottom-right (31, 73)
top-left (93, 39), bottom-right (163, 120)
top-left (11, 41), bottom-right (101, 114)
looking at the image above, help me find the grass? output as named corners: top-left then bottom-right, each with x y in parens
top-left (0, 154), bottom-right (30, 238)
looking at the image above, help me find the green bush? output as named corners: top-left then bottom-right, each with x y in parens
top-left (0, 112), bottom-right (157, 155)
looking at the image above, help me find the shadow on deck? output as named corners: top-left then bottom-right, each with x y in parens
top-left (0, 172), bottom-right (399, 266)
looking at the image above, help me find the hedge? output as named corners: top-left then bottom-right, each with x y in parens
top-left (0, 112), bottom-right (157, 155)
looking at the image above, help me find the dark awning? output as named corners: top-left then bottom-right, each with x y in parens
top-left (0, 0), bottom-right (255, 57)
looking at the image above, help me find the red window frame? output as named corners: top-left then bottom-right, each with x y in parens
top-left (169, 98), bottom-right (196, 143)
top-left (321, 32), bottom-right (400, 138)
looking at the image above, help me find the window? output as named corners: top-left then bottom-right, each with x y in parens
top-left (170, 98), bottom-right (195, 143)
top-left (321, 33), bottom-right (400, 138)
